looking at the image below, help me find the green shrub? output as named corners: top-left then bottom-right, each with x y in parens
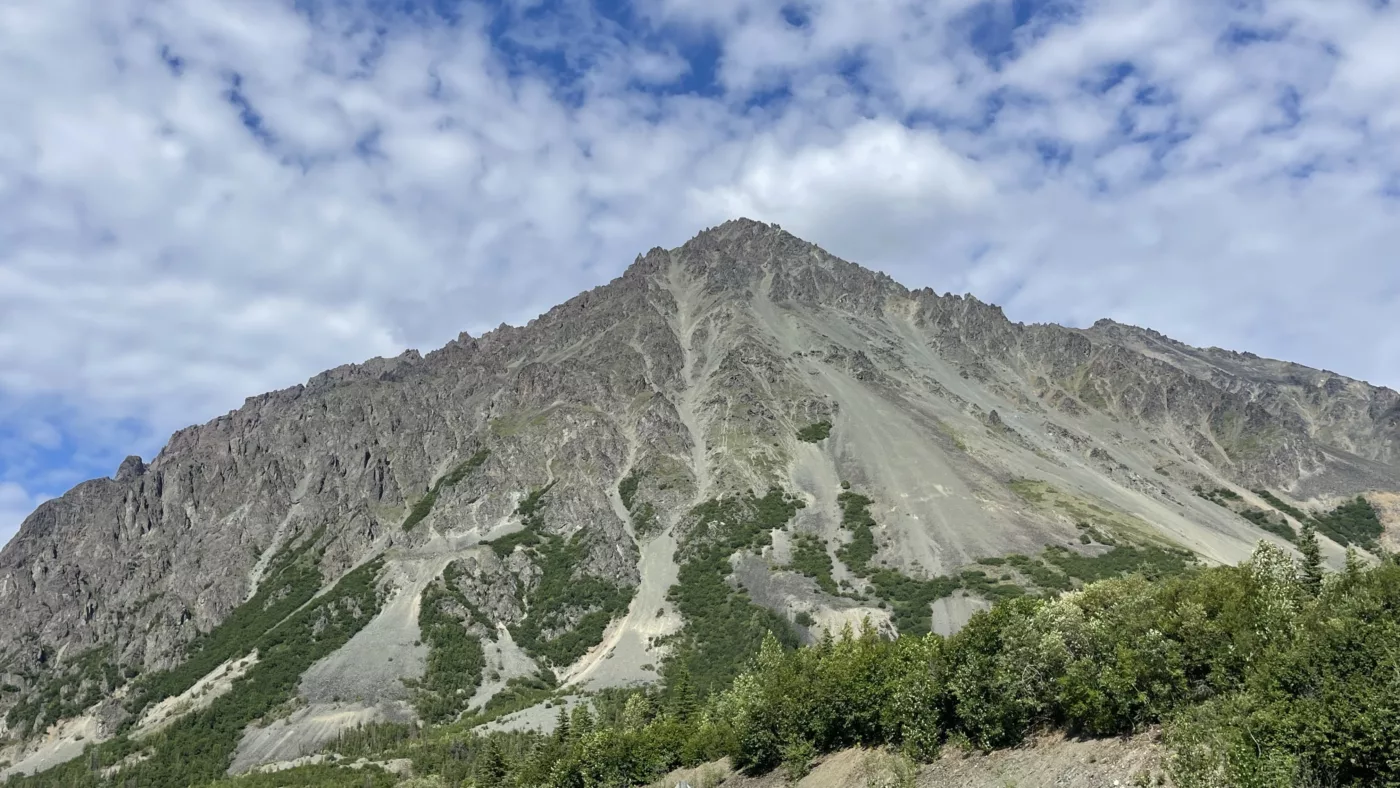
top-left (1253, 489), bottom-right (1308, 522)
top-left (663, 490), bottom-right (805, 698)
top-left (835, 492), bottom-right (879, 576)
top-left (137, 543), bottom-right (1400, 788)
top-left (796, 421), bottom-right (833, 443)
top-left (619, 471), bottom-right (642, 511)
top-left (122, 531), bottom-right (326, 721)
top-left (410, 566), bottom-right (488, 723)
top-left (1313, 496), bottom-right (1383, 548)
top-left (403, 449), bottom-right (490, 530)
top-left (788, 534), bottom-right (838, 595)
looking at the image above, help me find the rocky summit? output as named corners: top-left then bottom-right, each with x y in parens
top-left (2, 218), bottom-right (1398, 779)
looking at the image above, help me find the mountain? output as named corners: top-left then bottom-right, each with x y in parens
top-left (1, 218), bottom-right (1397, 780)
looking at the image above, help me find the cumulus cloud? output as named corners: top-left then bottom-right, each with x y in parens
top-left (0, 483), bottom-right (49, 547)
top-left (1, 0), bottom-right (1399, 546)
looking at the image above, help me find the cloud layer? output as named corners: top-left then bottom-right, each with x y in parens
top-left (2, 0), bottom-right (1398, 545)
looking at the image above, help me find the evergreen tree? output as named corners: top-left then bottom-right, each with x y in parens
top-left (668, 663), bottom-right (698, 721)
top-left (474, 737), bottom-right (507, 788)
top-left (553, 705), bottom-right (571, 744)
top-left (1345, 546), bottom-right (1364, 578)
top-left (569, 703), bottom-right (594, 739)
top-left (1298, 520), bottom-right (1324, 594)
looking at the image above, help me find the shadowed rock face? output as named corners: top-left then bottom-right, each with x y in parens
top-left (2, 218), bottom-right (1397, 755)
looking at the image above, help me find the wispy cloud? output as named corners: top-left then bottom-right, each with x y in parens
top-left (1, 0), bottom-right (1398, 546)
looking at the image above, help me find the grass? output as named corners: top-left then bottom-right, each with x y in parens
top-left (1008, 477), bottom-right (1046, 503)
top-left (402, 448), bottom-right (491, 530)
top-left (796, 421), bottom-right (833, 443)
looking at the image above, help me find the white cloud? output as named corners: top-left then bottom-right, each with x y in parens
top-left (1, 0), bottom-right (1399, 544)
top-left (0, 483), bottom-right (49, 548)
top-left (690, 119), bottom-right (995, 265)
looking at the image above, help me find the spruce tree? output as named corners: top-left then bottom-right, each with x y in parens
top-left (569, 702), bottom-right (594, 738)
top-left (669, 663), bottom-right (698, 721)
top-left (474, 738), bottom-right (508, 788)
top-left (553, 704), bottom-right (571, 743)
top-left (1298, 520), bottom-right (1324, 594)
top-left (1345, 546), bottom-right (1364, 578)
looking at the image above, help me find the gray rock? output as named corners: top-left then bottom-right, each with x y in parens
top-left (2, 217), bottom-right (1397, 757)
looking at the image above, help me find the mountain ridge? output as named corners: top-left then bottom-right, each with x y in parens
top-left (2, 217), bottom-right (1397, 778)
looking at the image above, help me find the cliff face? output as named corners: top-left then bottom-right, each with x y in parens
top-left (2, 218), bottom-right (1396, 770)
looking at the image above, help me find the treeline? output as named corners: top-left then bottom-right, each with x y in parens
top-left (273, 542), bottom-right (1399, 788)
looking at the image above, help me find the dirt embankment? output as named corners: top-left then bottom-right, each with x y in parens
top-left (649, 731), bottom-right (1171, 788)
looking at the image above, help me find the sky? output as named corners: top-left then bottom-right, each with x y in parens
top-left (2, 0), bottom-right (1399, 547)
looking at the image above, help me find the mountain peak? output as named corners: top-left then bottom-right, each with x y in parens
top-left (3, 219), bottom-right (1399, 781)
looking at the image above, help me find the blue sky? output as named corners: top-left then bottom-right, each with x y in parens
top-left (2, 0), bottom-right (1400, 546)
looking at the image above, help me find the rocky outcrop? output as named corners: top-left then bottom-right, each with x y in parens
top-left (2, 218), bottom-right (1397, 758)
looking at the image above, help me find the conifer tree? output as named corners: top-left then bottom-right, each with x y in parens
top-left (474, 737), bottom-right (508, 788)
top-left (569, 702), bottom-right (594, 738)
top-left (1298, 520), bottom-right (1324, 594)
top-left (669, 663), bottom-right (698, 721)
top-left (1345, 546), bottom-right (1364, 578)
top-left (554, 705), bottom-right (571, 743)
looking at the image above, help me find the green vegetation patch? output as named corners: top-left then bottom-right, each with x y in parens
top-left (462, 670), bottom-right (560, 727)
top-left (867, 570), bottom-right (962, 637)
top-left (1314, 496), bottom-right (1383, 549)
top-left (179, 547), bottom-right (1400, 788)
top-left (510, 531), bottom-right (633, 666)
top-left (1206, 487), bottom-right (1382, 550)
top-left (1195, 485), bottom-right (1242, 507)
top-left (786, 534), bottom-right (838, 595)
top-left (122, 530), bottom-right (326, 721)
top-left (407, 563), bottom-right (489, 723)
top-left (15, 558), bottom-right (387, 787)
top-left (795, 420), bottom-right (833, 443)
top-left (4, 646), bottom-right (124, 738)
top-left (403, 448), bottom-right (490, 530)
top-left (1239, 508), bottom-right (1297, 544)
top-left (197, 762), bottom-right (397, 788)
top-left (664, 490), bottom-right (805, 698)
top-left (618, 470), bottom-right (662, 539)
top-left (1041, 544), bottom-right (1193, 584)
top-left (834, 485), bottom-right (1192, 638)
top-left (1253, 489), bottom-right (1307, 521)
top-left (618, 470), bottom-right (642, 511)
top-left (484, 483), bottom-right (632, 667)
top-left (834, 491), bottom-right (878, 576)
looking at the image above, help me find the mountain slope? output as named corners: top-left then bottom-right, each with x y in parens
top-left (2, 218), bottom-right (1397, 778)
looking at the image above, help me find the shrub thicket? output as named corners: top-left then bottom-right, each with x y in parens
top-left (240, 543), bottom-right (1400, 788)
